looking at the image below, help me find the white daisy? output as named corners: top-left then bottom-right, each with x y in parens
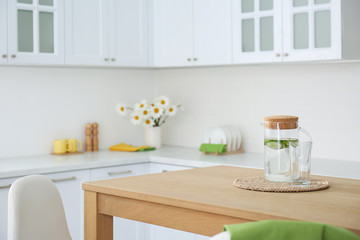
top-left (135, 99), bottom-right (148, 111)
top-left (130, 112), bottom-right (142, 125)
top-left (140, 108), bottom-right (151, 118)
top-left (151, 104), bottom-right (164, 119)
top-left (116, 103), bottom-right (127, 116)
top-left (167, 105), bottom-right (177, 116)
top-left (143, 118), bottom-right (154, 127)
top-left (156, 96), bottom-right (170, 108)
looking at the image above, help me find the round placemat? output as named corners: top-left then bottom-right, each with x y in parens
top-left (233, 176), bottom-right (329, 193)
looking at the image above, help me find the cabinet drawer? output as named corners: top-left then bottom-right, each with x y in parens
top-left (149, 163), bottom-right (193, 174)
top-left (90, 163), bottom-right (147, 180)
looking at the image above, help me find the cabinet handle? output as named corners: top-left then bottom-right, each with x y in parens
top-left (162, 170), bottom-right (168, 173)
top-left (193, 58), bottom-right (198, 61)
top-left (0, 184), bottom-right (11, 189)
top-left (111, 58), bottom-right (115, 62)
top-left (282, 53), bottom-right (289, 57)
top-left (104, 58), bottom-right (109, 61)
top-left (51, 176), bottom-right (77, 183)
top-left (187, 58), bottom-right (192, 61)
top-left (275, 53), bottom-right (280, 57)
top-left (108, 170), bottom-right (132, 176)
top-left (1, 54), bottom-right (6, 58)
top-left (11, 54), bottom-right (16, 58)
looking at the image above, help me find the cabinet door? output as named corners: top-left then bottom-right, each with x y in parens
top-left (233, 0), bottom-right (283, 63)
top-left (149, 163), bottom-right (196, 240)
top-left (44, 170), bottom-right (90, 240)
top-left (153, 0), bottom-right (194, 67)
top-left (109, 0), bottom-right (148, 66)
top-left (7, 0), bottom-right (64, 64)
top-left (0, 177), bottom-right (18, 240)
top-left (282, 0), bottom-right (341, 61)
top-left (0, 0), bottom-right (7, 64)
top-left (90, 164), bottom-right (149, 240)
top-left (193, 0), bottom-right (232, 66)
top-left (65, 0), bottom-right (109, 65)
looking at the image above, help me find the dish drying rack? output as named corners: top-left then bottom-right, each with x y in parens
top-left (201, 138), bottom-right (243, 156)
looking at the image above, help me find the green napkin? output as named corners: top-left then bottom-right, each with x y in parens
top-left (224, 220), bottom-right (360, 240)
top-left (138, 147), bottom-right (156, 152)
top-left (199, 144), bottom-right (227, 154)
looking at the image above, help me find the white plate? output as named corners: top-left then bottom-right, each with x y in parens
top-left (225, 124), bottom-right (238, 152)
top-left (203, 125), bottom-right (227, 145)
top-left (219, 124), bottom-right (232, 152)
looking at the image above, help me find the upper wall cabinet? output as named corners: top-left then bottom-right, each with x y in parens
top-left (232, 0), bottom-right (283, 63)
top-left (152, 0), bottom-right (232, 67)
top-left (7, 0), bottom-right (64, 65)
top-left (0, 0), bottom-right (7, 64)
top-left (233, 0), bottom-right (360, 64)
top-left (65, 0), bottom-right (148, 67)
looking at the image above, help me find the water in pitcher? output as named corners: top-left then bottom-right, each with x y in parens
top-left (264, 139), bottom-right (298, 182)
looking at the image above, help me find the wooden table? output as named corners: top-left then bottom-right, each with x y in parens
top-left (82, 166), bottom-right (360, 240)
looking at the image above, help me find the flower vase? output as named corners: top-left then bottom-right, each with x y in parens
top-left (145, 127), bottom-right (162, 148)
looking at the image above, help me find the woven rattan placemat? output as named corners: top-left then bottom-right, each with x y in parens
top-left (233, 176), bottom-right (329, 193)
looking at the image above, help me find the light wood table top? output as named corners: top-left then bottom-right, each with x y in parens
top-left (83, 165), bottom-right (360, 239)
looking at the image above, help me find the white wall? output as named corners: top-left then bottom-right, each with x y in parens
top-left (0, 66), bottom-right (156, 158)
top-left (157, 62), bottom-right (360, 162)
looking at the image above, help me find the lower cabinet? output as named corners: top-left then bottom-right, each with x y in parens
top-left (44, 170), bottom-right (90, 240)
top-left (148, 163), bottom-right (211, 240)
top-left (0, 177), bottom-right (18, 240)
top-left (0, 162), bottom-right (211, 240)
top-left (90, 164), bottom-right (149, 240)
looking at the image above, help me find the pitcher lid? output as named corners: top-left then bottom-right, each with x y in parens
top-left (264, 115), bottom-right (298, 129)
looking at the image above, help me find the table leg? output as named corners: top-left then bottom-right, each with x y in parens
top-left (84, 191), bottom-right (113, 240)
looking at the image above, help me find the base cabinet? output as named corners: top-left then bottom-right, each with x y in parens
top-left (0, 163), bottom-right (212, 240)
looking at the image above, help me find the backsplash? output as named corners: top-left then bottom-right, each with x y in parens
top-left (1, 62), bottom-right (359, 162)
top-left (157, 62), bottom-right (360, 162)
top-left (0, 66), bottom-right (156, 158)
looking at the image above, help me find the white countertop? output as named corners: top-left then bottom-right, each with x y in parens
top-left (1, 146), bottom-right (359, 180)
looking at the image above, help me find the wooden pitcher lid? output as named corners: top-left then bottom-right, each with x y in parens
top-left (264, 115), bottom-right (298, 129)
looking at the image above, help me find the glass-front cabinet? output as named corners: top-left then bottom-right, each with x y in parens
top-left (7, 0), bottom-right (64, 64)
top-left (233, 0), bottom-right (283, 63)
top-left (0, 0), bottom-right (7, 64)
top-left (282, 0), bottom-right (341, 61)
top-left (233, 0), bottom-right (346, 63)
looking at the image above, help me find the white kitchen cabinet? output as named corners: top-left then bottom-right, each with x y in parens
top-left (148, 163), bottom-right (198, 240)
top-left (90, 164), bottom-right (149, 240)
top-left (0, 177), bottom-right (18, 240)
top-left (152, 0), bottom-right (232, 67)
top-left (0, 170), bottom-right (89, 240)
top-left (109, 0), bottom-right (148, 66)
top-left (65, 0), bottom-right (148, 67)
top-left (233, 0), bottom-right (360, 63)
top-left (64, 0), bottom-right (108, 66)
top-left (0, 0), bottom-right (7, 64)
top-left (282, 0), bottom-right (341, 61)
top-left (232, 0), bottom-right (283, 63)
top-left (44, 170), bottom-right (90, 240)
top-left (7, 0), bottom-right (64, 65)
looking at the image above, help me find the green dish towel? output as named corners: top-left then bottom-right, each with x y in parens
top-left (199, 144), bottom-right (227, 154)
top-left (224, 220), bottom-right (360, 240)
top-left (137, 147), bottom-right (156, 152)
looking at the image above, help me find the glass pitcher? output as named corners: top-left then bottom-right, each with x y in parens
top-left (263, 115), bottom-right (312, 183)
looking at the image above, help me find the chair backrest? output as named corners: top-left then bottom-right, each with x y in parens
top-left (8, 175), bottom-right (72, 240)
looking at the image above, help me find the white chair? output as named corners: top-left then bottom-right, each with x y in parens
top-left (8, 175), bottom-right (72, 240)
top-left (211, 231), bottom-right (230, 240)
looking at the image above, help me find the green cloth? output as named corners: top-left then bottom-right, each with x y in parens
top-left (137, 147), bottom-right (156, 152)
top-left (199, 144), bottom-right (227, 154)
top-left (224, 220), bottom-right (360, 240)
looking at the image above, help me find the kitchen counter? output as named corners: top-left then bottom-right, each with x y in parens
top-left (1, 146), bottom-right (359, 179)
